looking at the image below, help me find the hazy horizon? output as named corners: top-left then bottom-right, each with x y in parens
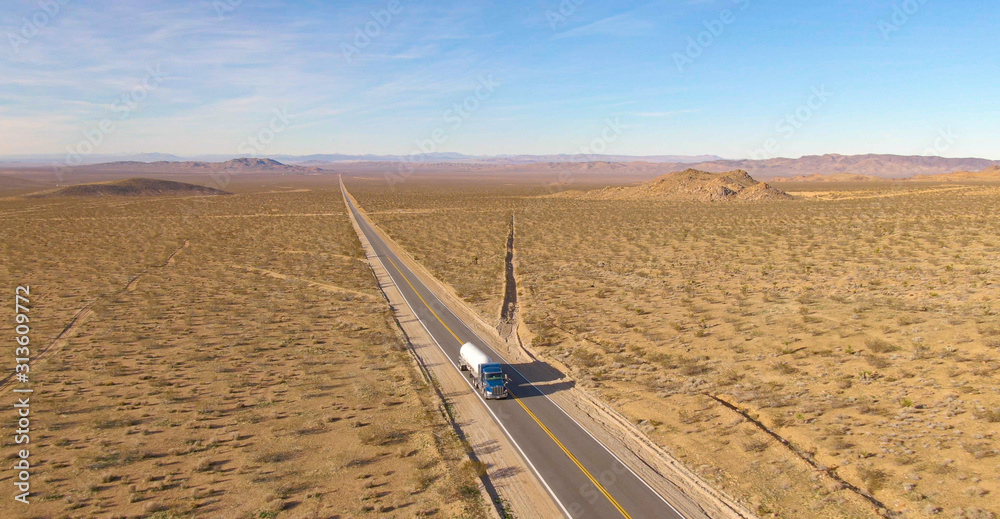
top-left (4, 151), bottom-right (1000, 166)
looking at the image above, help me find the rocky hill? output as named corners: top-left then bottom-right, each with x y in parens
top-left (580, 169), bottom-right (792, 201)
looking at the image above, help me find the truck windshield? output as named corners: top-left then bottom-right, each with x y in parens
top-left (484, 372), bottom-right (503, 381)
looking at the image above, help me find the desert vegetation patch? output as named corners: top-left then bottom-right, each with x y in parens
top-left (0, 184), bottom-right (483, 518)
top-left (352, 177), bottom-right (1000, 518)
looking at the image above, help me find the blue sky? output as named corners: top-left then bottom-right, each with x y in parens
top-left (1, 0), bottom-right (998, 159)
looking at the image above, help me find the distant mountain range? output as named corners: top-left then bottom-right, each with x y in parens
top-left (1, 152), bottom-right (722, 166)
top-left (343, 155), bottom-right (1000, 182)
top-left (72, 157), bottom-right (323, 173)
top-left (775, 166), bottom-right (1000, 182)
top-left (5, 153), bottom-right (1000, 182)
top-left (686, 154), bottom-right (1000, 180)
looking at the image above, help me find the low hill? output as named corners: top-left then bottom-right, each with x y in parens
top-left (27, 178), bottom-right (231, 198)
top-left (580, 169), bottom-right (792, 201)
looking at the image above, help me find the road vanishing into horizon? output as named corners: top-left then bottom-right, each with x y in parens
top-left (342, 180), bottom-right (688, 519)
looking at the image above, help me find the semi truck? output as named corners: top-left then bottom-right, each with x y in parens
top-left (458, 342), bottom-right (510, 399)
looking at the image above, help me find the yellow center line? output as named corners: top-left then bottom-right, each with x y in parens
top-left (385, 255), bottom-right (462, 343)
top-left (512, 395), bottom-right (632, 518)
top-left (382, 251), bottom-right (632, 519)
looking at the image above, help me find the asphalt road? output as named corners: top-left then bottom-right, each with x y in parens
top-left (343, 182), bottom-right (687, 519)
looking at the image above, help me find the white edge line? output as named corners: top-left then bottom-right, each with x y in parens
top-left (357, 207), bottom-right (574, 519)
top-left (449, 304), bottom-right (687, 519)
top-left (484, 337), bottom-right (687, 518)
top-left (344, 187), bottom-right (574, 519)
top-left (343, 183), bottom-right (688, 519)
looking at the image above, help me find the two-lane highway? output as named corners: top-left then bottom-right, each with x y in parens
top-left (342, 180), bottom-right (687, 519)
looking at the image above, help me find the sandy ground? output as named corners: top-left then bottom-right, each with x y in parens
top-left (0, 187), bottom-right (483, 517)
top-left (349, 177), bottom-right (1000, 519)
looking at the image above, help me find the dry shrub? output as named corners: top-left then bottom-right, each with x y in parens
top-left (571, 347), bottom-right (603, 368)
top-left (973, 407), bottom-right (1000, 423)
top-left (865, 354), bottom-right (890, 369)
top-left (142, 501), bottom-right (168, 514)
top-left (194, 457), bottom-right (212, 472)
top-left (255, 451), bottom-right (294, 464)
top-left (774, 361), bottom-right (798, 375)
top-left (359, 422), bottom-right (408, 446)
top-left (978, 325), bottom-right (1000, 337)
top-left (462, 458), bottom-right (488, 478)
top-left (962, 442), bottom-right (998, 459)
top-left (743, 437), bottom-right (771, 453)
top-left (94, 416), bottom-right (141, 429)
top-left (865, 338), bottom-right (898, 353)
top-left (857, 466), bottom-right (890, 493)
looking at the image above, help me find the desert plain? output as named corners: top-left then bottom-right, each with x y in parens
top-left (348, 170), bottom-right (1000, 518)
top-left (0, 176), bottom-right (487, 518)
top-left (1, 162), bottom-right (998, 519)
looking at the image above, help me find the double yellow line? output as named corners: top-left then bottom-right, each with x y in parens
top-left (383, 254), bottom-right (632, 518)
top-left (512, 390), bottom-right (632, 518)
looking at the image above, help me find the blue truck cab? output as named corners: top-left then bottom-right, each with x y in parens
top-left (459, 342), bottom-right (510, 399)
top-left (479, 362), bottom-right (509, 399)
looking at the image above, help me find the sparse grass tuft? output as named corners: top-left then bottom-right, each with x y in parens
top-left (857, 466), bottom-right (891, 493)
top-left (743, 437), bottom-right (772, 453)
top-left (865, 338), bottom-right (899, 353)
